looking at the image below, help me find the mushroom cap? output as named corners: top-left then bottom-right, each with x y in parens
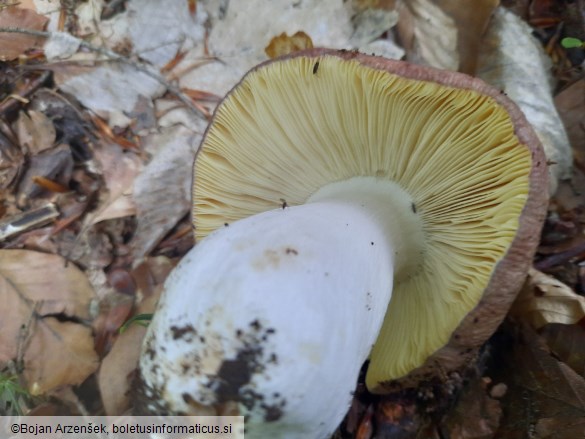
top-left (193, 49), bottom-right (548, 392)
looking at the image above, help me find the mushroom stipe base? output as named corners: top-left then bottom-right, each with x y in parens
top-left (140, 183), bottom-right (399, 437)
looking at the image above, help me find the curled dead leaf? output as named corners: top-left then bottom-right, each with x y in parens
top-left (511, 268), bottom-right (585, 329)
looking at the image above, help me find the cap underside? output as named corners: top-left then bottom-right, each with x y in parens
top-left (194, 55), bottom-right (531, 386)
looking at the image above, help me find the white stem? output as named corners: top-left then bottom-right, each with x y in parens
top-left (140, 178), bottom-right (422, 438)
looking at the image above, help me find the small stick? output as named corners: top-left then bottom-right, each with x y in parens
top-left (0, 27), bottom-right (209, 118)
top-left (535, 240), bottom-right (585, 270)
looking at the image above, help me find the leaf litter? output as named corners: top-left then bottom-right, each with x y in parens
top-left (0, 0), bottom-right (584, 437)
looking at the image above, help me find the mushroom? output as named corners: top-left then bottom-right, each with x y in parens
top-left (137, 49), bottom-right (548, 437)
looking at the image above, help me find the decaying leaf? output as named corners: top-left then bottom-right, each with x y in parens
top-left (0, 130), bottom-right (24, 191)
top-left (436, 0), bottom-right (499, 75)
top-left (349, 5), bottom-right (399, 48)
top-left (398, 0), bottom-right (498, 74)
top-left (397, 0), bottom-right (457, 70)
top-left (495, 324), bottom-right (585, 439)
top-left (0, 6), bottom-right (48, 61)
top-left (131, 126), bottom-right (198, 262)
top-left (15, 110), bottom-right (57, 154)
top-left (540, 323), bottom-right (585, 378)
top-left (442, 376), bottom-right (502, 439)
top-left (477, 7), bottom-right (572, 193)
top-left (85, 143), bottom-right (142, 225)
top-left (511, 268), bottom-right (585, 329)
top-left (177, 0), bottom-right (355, 106)
top-left (265, 31), bottom-right (314, 59)
top-left (555, 79), bottom-right (585, 165)
top-left (54, 64), bottom-right (164, 126)
top-left (0, 249), bottom-right (98, 394)
top-left (16, 144), bottom-right (73, 207)
top-left (98, 258), bottom-right (171, 415)
top-left (25, 319), bottom-right (97, 395)
top-left (44, 31), bottom-right (82, 61)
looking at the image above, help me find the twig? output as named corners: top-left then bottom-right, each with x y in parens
top-left (535, 240), bottom-right (585, 270)
top-left (0, 27), bottom-right (207, 118)
top-left (0, 203), bottom-right (59, 241)
top-left (0, 70), bottom-right (51, 115)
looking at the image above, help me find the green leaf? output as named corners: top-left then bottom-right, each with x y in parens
top-left (561, 37), bottom-right (584, 49)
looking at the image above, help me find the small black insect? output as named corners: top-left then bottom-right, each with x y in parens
top-left (411, 203), bottom-right (417, 213)
top-left (280, 198), bottom-right (288, 209)
top-left (313, 61), bottom-right (320, 74)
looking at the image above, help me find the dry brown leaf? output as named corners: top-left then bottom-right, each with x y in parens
top-left (435, 0), bottom-right (498, 75)
top-left (132, 256), bottom-right (175, 299)
top-left (540, 323), bottom-right (585, 378)
top-left (265, 31), bottom-right (314, 59)
top-left (93, 291), bottom-right (134, 356)
top-left (555, 79), bottom-right (585, 165)
top-left (442, 376), bottom-right (502, 439)
top-left (15, 110), bottom-right (57, 154)
top-left (0, 133), bottom-right (24, 191)
top-left (495, 324), bottom-right (585, 439)
top-left (0, 6), bottom-right (48, 61)
top-left (98, 293), bottom-right (159, 415)
top-left (511, 268), bottom-right (585, 329)
top-left (0, 249), bottom-right (98, 394)
top-left (98, 258), bottom-right (171, 415)
top-left (398, 0), bottom-right (498, 74)
top-left (25, 319), bottom-right (98, 395)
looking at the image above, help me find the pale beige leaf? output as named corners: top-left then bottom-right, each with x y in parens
top-left (91, 193), bottom-right (136, 224)
top-left (398, 0), bottom-right (458, 70)
top-left (0, 249), bottom-right (98, 394)
top-left (44, 31), bottom-right (82, 60)
top-left (349, 6), bottom-right (399, 47)
top-left (178, 0), bottom-right (354, 104)
top-left (55, 64), bottom-right (164, 122)
top-left (398, 0), bottom-right (497, 73)
top-left (511, 268), bottom-right (585, 329)
top-left (15, 110), bottom-right (56, 154)
top-left (131, 126), bottom-right (198, 262)
top-left (85, 143), bottom-right (141, 225)
top-left (477, 7), bottom-right (572, 193)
